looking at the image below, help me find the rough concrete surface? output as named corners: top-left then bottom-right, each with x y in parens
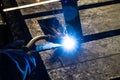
top-left (16, 0), bottom-right (120, 80)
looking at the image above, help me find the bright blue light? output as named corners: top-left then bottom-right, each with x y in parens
top-left (36, 43), bottom-right (61, 51)
top-left (62, 35), bottom-right (76, 51)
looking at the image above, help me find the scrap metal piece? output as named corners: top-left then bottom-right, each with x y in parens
top-left (3, 0), bottom-right (60, 12)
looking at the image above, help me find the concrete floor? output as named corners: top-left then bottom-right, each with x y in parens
top-left (15, 0), bottom-right (120, 80)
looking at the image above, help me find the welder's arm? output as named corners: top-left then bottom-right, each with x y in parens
top-left (0, 49), bottom-right (36, 80)
top-left (0, 40), bottom-right (51, 80)
top-left (0, 34), bottom-right (63, 80)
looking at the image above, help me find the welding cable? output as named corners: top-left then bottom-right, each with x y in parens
top-left (26, 35), bottom-right (51, 48)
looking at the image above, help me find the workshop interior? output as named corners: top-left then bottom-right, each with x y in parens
top-left (0, 0), bottom-right (120, 80)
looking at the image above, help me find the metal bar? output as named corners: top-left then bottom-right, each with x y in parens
top-left (3, 0), bottom-right (60, 12)
top-left (61, 0), bottom-right (83, 40)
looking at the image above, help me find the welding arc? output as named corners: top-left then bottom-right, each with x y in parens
top-left (3, 0), bottom-right (60, 12)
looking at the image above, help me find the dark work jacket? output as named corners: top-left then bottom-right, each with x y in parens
top-left (0, 49), bottom-right (51, 80)
top-left (0, 50), bottom-right (36, 80)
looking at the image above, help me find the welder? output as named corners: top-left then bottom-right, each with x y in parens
top-left (0, 32), bottom-right (78, 80)
top-left (0, 39), bottom-right (51, 80)
top-left (0, 34), bottom-right (70, 80)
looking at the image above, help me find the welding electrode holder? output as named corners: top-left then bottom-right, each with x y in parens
top-left (26, 35), bottom-right (62, 48)
top-left (25, 35), bottom-right (63, 55)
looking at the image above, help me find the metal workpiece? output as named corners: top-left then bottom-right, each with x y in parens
top-left (60, 0), bottom-right (79, 3)
top-left (61, 0), bottom-right (83, 39)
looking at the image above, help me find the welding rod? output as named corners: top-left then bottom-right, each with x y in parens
top-left (3, 0), bottom-right (60, 12)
